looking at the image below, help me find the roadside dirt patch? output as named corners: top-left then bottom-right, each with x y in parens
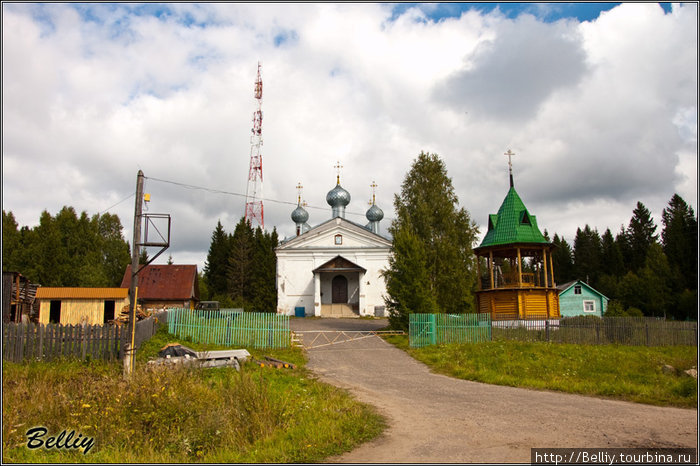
top-left (292, 318), bottom-right (698, 463)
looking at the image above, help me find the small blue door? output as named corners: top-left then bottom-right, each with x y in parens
top-left (294, 306), bottom-right (305, 317)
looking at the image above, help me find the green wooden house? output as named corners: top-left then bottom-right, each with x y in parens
top-left (557, 280), bottom-right (609, 317)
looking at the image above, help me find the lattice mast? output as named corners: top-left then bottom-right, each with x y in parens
top-left (245, 62), bottom-right (264, 229)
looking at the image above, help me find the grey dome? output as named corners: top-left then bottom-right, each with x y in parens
top-left (366, 204), bottom-right (384, 222)
top-left (291, 205), bottom-right (309, 224)
top-left (326, 184), bottom-right (351, 208)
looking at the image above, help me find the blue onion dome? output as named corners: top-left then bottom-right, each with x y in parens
top-left (366, 204), bottom-right (384, 222)
top-left (291, 205), bottom-right (309, 224)
top-left (326, 184), bottom-right (351, 208)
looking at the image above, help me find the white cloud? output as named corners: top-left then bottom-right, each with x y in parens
top-left (2, 3), bottom-right (697, 273)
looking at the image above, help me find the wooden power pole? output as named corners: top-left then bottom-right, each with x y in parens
top-left (124, 170), bottom-right (144, 376)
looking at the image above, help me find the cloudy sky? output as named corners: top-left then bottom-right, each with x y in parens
top-left (3, 2), bottom-right (697, 272)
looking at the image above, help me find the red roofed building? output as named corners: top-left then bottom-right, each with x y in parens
top-left (120, 264), bottom-right (200, 310)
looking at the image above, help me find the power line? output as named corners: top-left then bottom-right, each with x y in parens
top-left (98, 192), bottom-right (135, 215)
top-left (144, 175), bottom-right (384, 219)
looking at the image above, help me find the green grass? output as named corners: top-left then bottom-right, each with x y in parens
top-left (3, 325), bottom-right (385, 463)
top-left (384, 334), bottom-right (697, 408)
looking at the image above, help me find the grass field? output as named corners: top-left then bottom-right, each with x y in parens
top-left (384, 335), bottom-right (697, 408)
top-left (2, 325), bottom-right (385, 463)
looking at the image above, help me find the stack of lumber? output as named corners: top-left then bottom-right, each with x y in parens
top-left (112, 305), bottom-right (149, 325)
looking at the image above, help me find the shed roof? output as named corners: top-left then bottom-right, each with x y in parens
top-left (36, 287), bottom-right (129, 299)
top-left (120, 264), bottom-right (199, 301)
top-left (476, 186), bottom-right (549, 250)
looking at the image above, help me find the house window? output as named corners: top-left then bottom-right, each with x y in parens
top-left (574, 285), bottom-right (582, 295)
top-left (334, 234), bottom-right (342, 245)
top-left (583, 300), bottom-right (595, 313)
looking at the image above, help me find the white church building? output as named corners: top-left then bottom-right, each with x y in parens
top-left (275, 172), bottom-right (391, 317)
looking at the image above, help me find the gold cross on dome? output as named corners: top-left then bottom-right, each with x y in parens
top-left (334, 161), bottom-right (343, 184)
top-left (296, 182), bottom-right (303, 204)
top-left (370, 181), bottom-right (378, 205)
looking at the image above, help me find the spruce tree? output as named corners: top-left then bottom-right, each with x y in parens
top-left (573, 225), bottom-right (601, 285)
top-left (551, 233), bottom-right (574, 284)
top-left (626, 201), bottom-right (658, 272)
top-left (600, 228), bottom-right (625, 277)
top-left (383, 152), bottom-right (479, 329)
top-left (228, 218), bottom-right (254, 306)
top-left (249, 227), bottom-right (279, 312)
top-left (383, 228), bottom-right (438, 330)
top-left (661, 194), bottom-right (698, 290)
top-left (203, 220), bottom-right (232, 298)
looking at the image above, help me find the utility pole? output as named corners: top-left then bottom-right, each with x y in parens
top-left (124, 170), bottom-right (144, 376)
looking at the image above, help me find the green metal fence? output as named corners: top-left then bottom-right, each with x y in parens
top-left (409, 313), bottom-right (491, 348)
top-left (168, 309), bottom-right (290, 348)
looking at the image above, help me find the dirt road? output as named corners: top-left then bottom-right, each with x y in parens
top-left (291, 318), bottom-right (698, 463)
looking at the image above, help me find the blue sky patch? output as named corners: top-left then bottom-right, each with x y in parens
top-left (274, 29), bottom-right (299, 47)
top-left (389, 3), bottom-right (674, 23)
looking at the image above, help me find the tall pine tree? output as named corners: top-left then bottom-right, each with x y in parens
top-left (383, 152), bottom-right (479, 329)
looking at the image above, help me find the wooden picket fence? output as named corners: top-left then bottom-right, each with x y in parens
top-left (491, 316), bottom-right (698, 346)
top-left (3, 322), bottom-right (122, 363)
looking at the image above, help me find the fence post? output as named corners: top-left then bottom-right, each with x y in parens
top-left (545, 320), bottom-right (550, 342)
top-left (82, 323), bottom-right (88, 360)
top-left (645, 323), bottom-right (649, 347)
top-left (430, 314), bottom-right (437, 346)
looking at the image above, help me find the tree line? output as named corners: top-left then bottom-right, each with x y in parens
top-left (549, 195), bottom-right (697, 320)
top-left (2, 207), bottom-right (131, 287)
top-left (201, 218), bottom-right (278, 312)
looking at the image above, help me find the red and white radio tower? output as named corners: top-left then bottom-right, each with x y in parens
top-left (245, 62), bottom-right (264, 229)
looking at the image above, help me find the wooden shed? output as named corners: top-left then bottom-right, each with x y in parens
top-left (474, 156), bottom-right (560, 320)
top-left (36, 287), bottom-right (130, 325)
top-left (120, 264), bottom-right (199, 311)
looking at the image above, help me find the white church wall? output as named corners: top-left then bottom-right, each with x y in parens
top-left (276, 257), bottom-right (315, 316)
top-left (275, 218), bottom-right (392, 317)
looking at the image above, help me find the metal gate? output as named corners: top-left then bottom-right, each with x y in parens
top-left (293, 330), bottom-right (405, 349)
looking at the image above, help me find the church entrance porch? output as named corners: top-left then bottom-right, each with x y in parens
top-left (313, 256), bottom-right (366, 318)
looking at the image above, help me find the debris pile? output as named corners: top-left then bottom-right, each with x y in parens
top-left (147, 343), bottom-right (250, 371)
top-left (252, 356), bottom-right (297, 369)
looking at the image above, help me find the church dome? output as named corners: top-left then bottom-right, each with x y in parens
top-left (366, 204), bottom-right (384, 222)
top-left (326, 184), bottom-right (351, 208)
top-left (291, 205), bottom-right (309, 224)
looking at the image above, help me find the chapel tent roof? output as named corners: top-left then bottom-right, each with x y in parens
top-left (475, 186), bottom-right (549, 250)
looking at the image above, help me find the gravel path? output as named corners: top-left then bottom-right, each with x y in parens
top-left (291, 318), bottom-right (698, 463)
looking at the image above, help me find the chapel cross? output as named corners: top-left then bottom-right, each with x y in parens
top-left (504, 149), bottom-right (515, 188)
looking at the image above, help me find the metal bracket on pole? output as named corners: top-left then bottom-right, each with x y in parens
top-left (135, 213), bottom-right (171, 274)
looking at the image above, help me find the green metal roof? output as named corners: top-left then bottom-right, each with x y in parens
top-left (477, 186), bottom-right (549, 249)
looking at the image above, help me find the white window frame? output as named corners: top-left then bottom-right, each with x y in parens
top-left (583, 300), bottom-right (596, 313)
